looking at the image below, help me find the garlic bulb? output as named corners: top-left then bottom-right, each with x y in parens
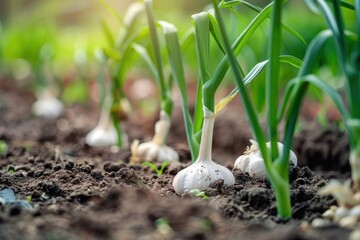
top-left (318, 179), bottom-right (359, 207)
top-left (31, 91), bottom-right (63, 118)
top-left (172, 109), bottom-right (235, 195)
top-left (314, 180), bottom-right (360, 228)
top-left (234, 139), bottom-right (297, 178)
top-left (86, 96), bottom-right (128, 147)
top-left (86, 123), bottom-right (128, 147)
top-left (131, 111), bottom-right (179, 163)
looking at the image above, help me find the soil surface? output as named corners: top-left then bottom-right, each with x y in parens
top-left (0, 78), bottom-right (353, 239)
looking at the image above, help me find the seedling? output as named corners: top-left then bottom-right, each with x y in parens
top-left (189, 189), bottom-right (209, 199)
top-left (211, 0), bottom-right (308, 219)
top-left (130, 0), bottom-right (180, 164)
top-left (26, 195), bottom-right (32, 203)
top-left (86, 2), bottom-right (144, 147)
top-left (0, 140), bottom-right (7, 155)
top-left (7, 166), bottom-right (14, 174)
top-left (277, 0), bottom-right (360, 196)
top-left (155, 218), bottom-right (173, 237)
top-left (142, 161), bottom-right (170, 176)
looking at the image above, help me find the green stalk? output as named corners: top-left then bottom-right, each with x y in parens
top-left (212, 0), bottom-right (292, 219)
top-left (211, 0), bottom-right (267, 165)
top-left (162, 22), bottom-right (199, 160)
top-left (193, 80), bottom-right (204, 136)
top-left (280, 31), bottom-right (333, 171)
top-left (209, 2), bottom-right (275, 92)
top-left (265, 0), bottom-right (291, 218)
top-left (144, 0), bottom-right (173, 116)
top-left (111, 112), bottom-right (124, 146)
top-left (349, 0), bottom-right (360, 188)
top-left (193, 13), bottom-right (215, 112)
top-left (266, 0), bottom-right (282, 161)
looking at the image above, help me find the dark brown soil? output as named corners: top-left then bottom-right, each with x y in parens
top-left (0, 78), bottom-right (352, 239)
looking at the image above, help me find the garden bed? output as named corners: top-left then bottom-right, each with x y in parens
top-left (0, 79), bottom-right (352, 239)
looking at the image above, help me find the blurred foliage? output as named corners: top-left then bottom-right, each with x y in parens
top-left (0, 0), bottom-right (356, 111)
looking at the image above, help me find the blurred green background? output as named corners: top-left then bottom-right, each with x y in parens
top-left (0, 0), bottom-right (355, 112)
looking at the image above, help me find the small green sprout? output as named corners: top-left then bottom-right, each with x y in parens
top-left (189, 189), bottom-right (209, 199)
top-left (155, 218), bottom-right (173, 236)
top-left (26, 195), bottom-right (32, 203)
top-left (142, 161), bottom-right (169, 176)
top-left (0, 140), bottom-right (8, 155)
top-left (7, 165), bottom-right (15, 174)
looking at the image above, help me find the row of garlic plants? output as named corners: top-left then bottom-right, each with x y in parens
top-left (93, 0), bottom-right (302, 219)
top-left (155, 0), bottom-right (359, 221)
top-left (20, 0), bottom-right (358, 221)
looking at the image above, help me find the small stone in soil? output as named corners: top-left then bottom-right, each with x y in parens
top-left (14, 165), bottom-right (31, 172)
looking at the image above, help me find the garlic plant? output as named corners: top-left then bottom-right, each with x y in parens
top-left (234, 140), bottom-right (297, 179)
top-left (173, 110), bottom-right (235, 195)
top-left (163, 5), bottom-right (295, 195)
top-left (86, 96), bottom-right (129, 147)
top-left (31, 90), bottom-right (64, 118)
top-left (94, 1), bottom-right (144, 148)
top-left (211, 0), bottom-right (303, 218)
top-left (131, 110), bottom-right (178, 163)
top-left (130, 0), bottom-right (178, 163)
top-left (296, 0), bottom-right (360, 190)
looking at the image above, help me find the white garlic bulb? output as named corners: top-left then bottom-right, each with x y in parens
top-left (318, 179), bottom-right (359, 207)
top-left (86, 96), bottom-right (128, 147)
top-left (173, 158), bottom-right (235, 195)
top-left (86, 123), bottom-right (128, 147)
top-left (131, 111), bottom-right (179, 163)
top-left (31, 91), bottom-right (63, 118)
top-left (234, 139), bottom-right (297, 178)
top-left (172, 110), bottom-right (235, 195)
top-left (317, 181), bottom-right (360, 228)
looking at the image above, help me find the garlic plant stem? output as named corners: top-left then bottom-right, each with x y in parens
top-left (152, 111), bottom-right (171, 145)
top-left (98, 95), bottom-right (113, 130)
top-left (196, 112), bottom-right (215, 163)
top-left (350, 146), bottom-right (360, 191)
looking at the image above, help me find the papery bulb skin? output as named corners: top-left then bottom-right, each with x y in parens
top-left (172, 109), bottom-right (235, 195)
top-left (131, 140), bottom-right (179, 163)
top-left (86, 125), bottom-right (128, 147)
top-left (234, 139), bottom-right (297, 179)
top-left (86, 95), bottom-right (128, 147)
top-left (31, 94), bottom-right (64, 118)
top-left (247, 156), bottom-right (267, 178)
top-left (172, 159), bottom-right (235, 195)
top-left (131, 111), bottom-right (179, 163)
